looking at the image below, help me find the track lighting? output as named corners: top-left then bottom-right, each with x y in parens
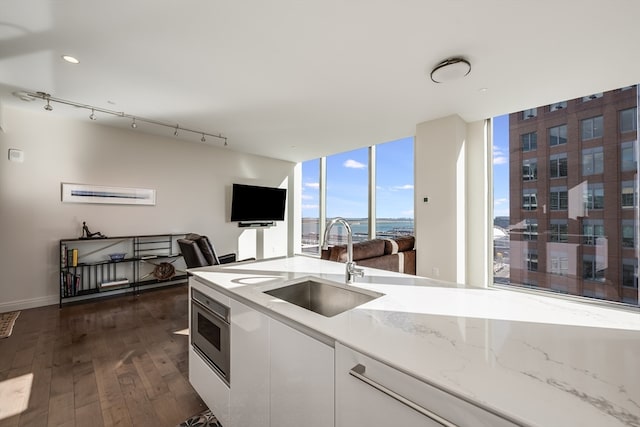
top-left (26, 91), bottom-right (227, 145)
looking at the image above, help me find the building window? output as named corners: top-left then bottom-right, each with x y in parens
top-left (581, 116), bottom-right (604, 140)
top-left (522, 159), bottom-right (537, 181)
top-left (621, 141), bottom-right (637, 171)
top-left (549, 252), bottom-right (569, 276)
top-left (521, 132), bottom-right (537, 152)
top-left (622, 181), bottom-right (637, 208)
top-left (622, 219), bottom-right (635, 249)
top-left (549, 220), bottom-right (568, 242)
top-left (582, 146), bottom-right (604, 175)
top-left (522, 189), bottom-right (537, 211)
top-left (523, 218), bottom-right (538, 241)
top-left (523, 108), bottom-right (537, 119)
top-left (549, 102), bottom-right (567, 112)
top-left (549, 125), bottom-right (567, 146)
top-left (583, 255), bottom-right (605, 281)
top-left (622, 259), bottom-right (638, 288)
top-left (549, 153), bottom-right (568, 178)
top-left (525, 250), bottom-right (538, 271)
top-left (585, 183), bottom-right (604, 210)
top-left (620, 107), bottom-right (637, 133)
top-left (550, 186), bottom-right (568, 211)
top-left (583, 220), bottom-right (605, 245)
top-left (582, 93), bottom-right (604, 102)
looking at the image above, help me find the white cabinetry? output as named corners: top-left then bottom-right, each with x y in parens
top-left (229, 300), bottom-right (270, 426)
top-left (335, 342), bottom-right (518, 427)
top-left (270, 318), bottom-right (334, 427)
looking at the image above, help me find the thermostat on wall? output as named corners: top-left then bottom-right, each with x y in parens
top-left (8, 149), bottom-right (24, 163)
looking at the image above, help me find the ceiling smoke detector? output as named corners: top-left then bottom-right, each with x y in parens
top-left (430, 57), bottom-right (471, 83)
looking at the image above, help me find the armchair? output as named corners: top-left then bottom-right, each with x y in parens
top-left (177, 233), bottom-right (237, 268)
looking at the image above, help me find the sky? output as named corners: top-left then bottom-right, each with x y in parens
top-left (301, 136), bottom-right (414, 219)
top-left (492, 114), bottom-right (510, 218)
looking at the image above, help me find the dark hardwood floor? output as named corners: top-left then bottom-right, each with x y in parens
top-left (0, 284), bottom-right (207, 427)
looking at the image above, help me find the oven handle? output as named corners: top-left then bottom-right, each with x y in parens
top-left (192, 298), bottom-right (230, 324)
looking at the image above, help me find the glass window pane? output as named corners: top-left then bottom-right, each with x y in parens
top-left (326, 147), bottom-right (369, 244)
top-left (375, 137), bottom-right (414, 239)
top-left (301, 159), bottom-right (320, 255)
top-left (494, 85), bottom-right (639, 306)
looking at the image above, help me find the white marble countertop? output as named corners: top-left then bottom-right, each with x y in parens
top-left (190, 255), bottom-right (640, 427)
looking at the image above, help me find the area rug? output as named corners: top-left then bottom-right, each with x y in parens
top-left (177, 409), bottom-right (222, 427)
top-left (0, 311), bottom-right (20, 339)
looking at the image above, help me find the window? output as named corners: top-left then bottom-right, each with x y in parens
top-left (549, 220), bottom-right (568, 242)
top-left (583, 220), bottom-right (605, 245)
top-left (550, 186), bottom-right (568, 211)
top-left (523, 108), bottom-right (537, 119)
top-left (620, 107), bottom-right (637, 133)
top-left (549, 125), bottom-right (567, 146)
top-left (549, 102), bottom-right (567, 112)
top-left (549, 153), bottom-right (568, 178)
top-left (522, 159), bottom-right (537, 181)
top-left (582, 93), bottom-right (603, 102)
top-left (375, 137), bottom-right (414, 239)
top-left (582, 147), bottom-right (604, 175)
top-left (585, 183), bottom-right (604, 210)
top-left (622, 181), bottom-right (637, 208)
top-left (522, 189), bottom-right (537, 210)
top-left (622, 220), bottom-right (635, 249)
top-left (521, 132), bottom-right (537, 152)
top-left (622, 259), bottom-right (638, 288)
top-left (583, 255), bottom-right (605, 281)
top-left (523, 218), bottom-right (538, 241)
top-left (621, 141), bottom-right (637, 171)
top-left (525, 250), bottom-right (538, 271)
top-left (549, 252), bottom-right (569, 276)
top-left (581, 116), bottom-right (604, 140)
top-left (301, 159), bottom-right (321, 255)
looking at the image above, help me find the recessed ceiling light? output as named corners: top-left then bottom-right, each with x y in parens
top-left (479, 87), bottom-right (488, 93)
top-left (61, 55), bottom-right (80, 64)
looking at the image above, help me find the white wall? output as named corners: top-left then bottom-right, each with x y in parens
top-left (0, 106), bottom-right (295, 310)
top-left (414, 115), bottom-right (489, 285)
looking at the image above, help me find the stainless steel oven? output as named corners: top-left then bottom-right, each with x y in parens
top-left (191, 288), bottom-right (231, 385)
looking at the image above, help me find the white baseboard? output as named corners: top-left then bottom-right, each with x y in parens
top-left (0, 295), bottom-right (59, 312)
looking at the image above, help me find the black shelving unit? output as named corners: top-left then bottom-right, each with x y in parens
top-left (59, 233), bottom-right (188, 306)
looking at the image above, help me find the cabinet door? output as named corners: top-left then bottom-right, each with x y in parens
top-left (270, 319), bottom-right (334, 427)
top-left (335, 343), bottom-right (518, 427)
top-left (230, 300), bottom-right (270, 427)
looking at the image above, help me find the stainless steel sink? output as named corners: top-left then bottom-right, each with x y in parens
top-left (264, 277), bottom-right (382, 317)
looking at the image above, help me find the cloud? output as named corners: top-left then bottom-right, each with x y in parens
top-left (302, 204), bottom-right (319, 210)
top-left (494, 198), bottom-right (508, 205)
top-left (493, 145), bottom-right (508, 165)
top-left (343, 159), bottom-right (366, 169)
top-left (301, 194), bottom-right (314, 200)
top-left (392, 184), bottom-right (414, 191)
top-left (305, 182), bottom-right (319, 189)
top-left (401, 209), bottom-right (414, 216)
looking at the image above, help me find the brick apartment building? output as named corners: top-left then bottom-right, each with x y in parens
top-left (508, 86), bottom-right (638, 305)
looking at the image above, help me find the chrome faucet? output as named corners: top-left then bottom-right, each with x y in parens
top-left (321, 217), bottom-right (365, 284)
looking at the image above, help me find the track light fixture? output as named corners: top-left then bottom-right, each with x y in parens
top-left (28, 91), bottom-right (227, 145)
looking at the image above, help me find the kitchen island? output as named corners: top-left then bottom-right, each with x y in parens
top-left (189, 255), bottom-right (640, 427)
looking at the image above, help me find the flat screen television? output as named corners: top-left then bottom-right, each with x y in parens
top-left (230, 183), bottom-right (287, 223)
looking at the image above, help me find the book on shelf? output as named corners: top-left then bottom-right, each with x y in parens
top-left (61, 272), bottom-right (81, 297)
top-left (66, 248), bottom-right (78, 267)
top-left (61, 243), bottom-right (67, 267)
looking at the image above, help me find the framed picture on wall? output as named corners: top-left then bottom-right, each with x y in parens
top-left (61, 183), bottom-right (156, 205)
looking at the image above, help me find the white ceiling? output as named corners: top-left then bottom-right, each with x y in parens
top-left (1, 0), bottom-right (639, 163)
